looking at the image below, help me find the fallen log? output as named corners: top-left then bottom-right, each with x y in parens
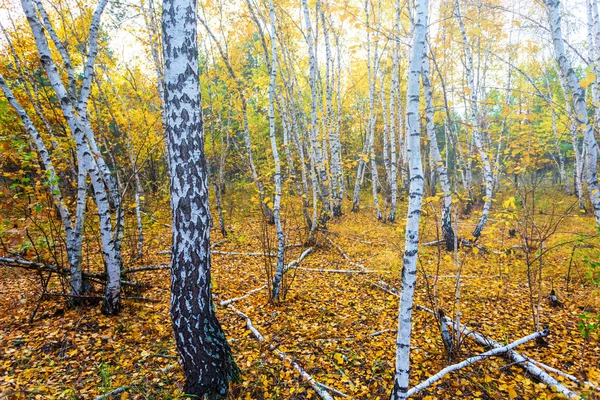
top-left (368, 282), bottom-right (581, 398)
top-left (418, 305), bottom-right (580, 399)
top-left (407, 328), bottom-right (549, 397)
top-left (521, 355), bottom-right (600, 392)
top-left (0, 257), bottom-right (148, 289)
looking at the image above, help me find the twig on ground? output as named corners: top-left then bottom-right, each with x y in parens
top-left (94, 386), bottom-right (131, 400)
top-left (370, 329), bottom-right (397, 337)
top-left (218, 285), bottom-right (267, 306)
top-left (324, 236), bottom-right (367, 270)
top-left (122, 265), bottom-right (170, 274)
top-left (283, 247), bottom-right (314, 272)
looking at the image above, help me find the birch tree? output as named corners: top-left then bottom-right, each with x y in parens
top-left (302, 0), bottom-right (331, 223)
top-left (267, 0), bottom-right (286, 301)
top-left (0, 73), bottom-right (86, 300)
top-left (19, 0), bottom-right (123, 314)
top-left (392, 0), bottom-right (428, 397)
top-left (162, 0), bottom-right (239, 395)
top-left (422, 50), bottom-right (455, 251)
top-left (545, 0), bottom-right (600, 223)
top-left (454, 0), bottom-right (493, 239)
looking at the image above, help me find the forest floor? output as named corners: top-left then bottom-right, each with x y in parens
top-left (1, 191), bottom-right (600, 399)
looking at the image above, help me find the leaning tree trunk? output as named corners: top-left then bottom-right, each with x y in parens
top-left (0, 73), bottom-right (85, 298)
top-left (21, 0), bottom-right (122, 314)
top-left (162, 0), bottom-right (239, 396)
top-left (546, 0), bottom-right (600, 223)
top-left (392, 0), bottom-right (428, 397)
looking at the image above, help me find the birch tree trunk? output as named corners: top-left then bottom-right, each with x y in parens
top-left (454, 0), bottom-right (493, 239)
top-left (21, 0), bottom-right (122, 314)
top-left (302, 0), bottom-right (331, 222)
top-left (268, 0), bottom-right (286, 301)
top-left (545, 0), bottom-right (600, 223)
top-left (392, 0), bottom-right (428, 397)
top-left (0, 73), bottom-right (85, 298)
top-left (387, 0), bottom-right (401, 222)
top-left (162, 0), bottom-right (239, 395)
top-left (422, 53), bottom-right (455, 251)
top-left (322, 12), bottom-right (342, 217)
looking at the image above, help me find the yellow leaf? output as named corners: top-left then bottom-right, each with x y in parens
top-left (580, 71), bottom-right (597, 88)
top-left (472, 247), bottom-right (480, 255)
top-left (508, 388), bottom-right (518, 399)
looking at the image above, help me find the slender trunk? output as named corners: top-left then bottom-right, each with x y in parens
top-left (268, 0), bottom-right (286, 301)
top-left (392, 0), bottom-right (428, 397)
top-left (455, 0), bottom-right (493, 238)
top-left (546, 0), bottom-right (600, 222)
top-left (0, 73), bottom-right (86, 297)
top-left (21, 0), bottom-right (122, 314)
top-left (302, 0), bottom-right (331, 222)
top-left (422, 52), bottom-right (455, 251)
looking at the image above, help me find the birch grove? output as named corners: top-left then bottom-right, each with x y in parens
top-left (2, 0), bottom-right (600, 398)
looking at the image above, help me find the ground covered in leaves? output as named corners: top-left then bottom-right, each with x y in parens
top-left (1, 193), bottom-right (599, 399)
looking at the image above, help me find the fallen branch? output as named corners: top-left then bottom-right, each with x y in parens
top-left (407, 329), bottom-right (549, 397)
top-left (218, 285), bottom-right (267, 306)
top-left (296, 268), bottom-right (379, 274)
top-left (418, 305), bottom-right (580, 399)
top-left (225, 303), bottom-right (340, 400)
top-left (122, 265), bottom-right (170, 274)
top-left (324, 236), bottom-right (367, 270)
top-left (368, 282), bottom-right (581, 398)
top-left (370, 329), bottom-right (397, 337)
top-left (422, 239), bottom-right (445, 246)
top-left (211, 239), bottom-right (228, 249)
top-left (0, 257), bottom-right (149, 289)
top-left (212, 250), bottom-right (276, 257)
top-left (94, 386), bottom-right (131, 400)
top-left (283, 247), bottom-right (314, 272)
top-left (42, 293), bottom-right (159, 303)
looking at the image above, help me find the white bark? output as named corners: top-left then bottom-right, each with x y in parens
top-left (423, 306), bottom-right (581, 399)
top-left (20, 0), bottom-right (122, 313)
top-left (407, 329), bottom-right (550, 397)
top-left (454, 0), bottom-right (493, 238)
top-left (422, 50), bottom-right (454, 251)
top-left (302, 0), bottom-right (331, 221)
top-left (0, 73), bottom-right (85, 297)
top-left (268, 0), bottom-right (286, 301)
top-left (392, 0), bottom-right (428, 397)
top-left (388, 0), bottom-right (400, 222)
